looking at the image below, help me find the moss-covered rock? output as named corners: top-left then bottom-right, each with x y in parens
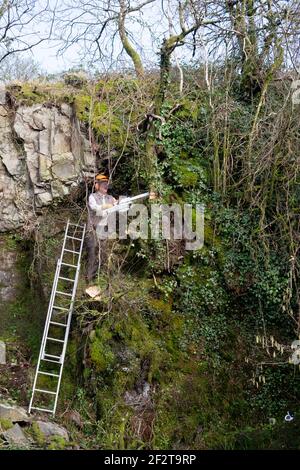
top-left (90, 327), bottom-right (115, 373)
top-left (74, 94), bottom-right (126, 147)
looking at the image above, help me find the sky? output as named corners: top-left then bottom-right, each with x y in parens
top-left (33, 41), bottom-right (81, 74)
top-left (13, 0), bottom-right (202, 76)
top-left (1, 0), bottom-right (299, 78)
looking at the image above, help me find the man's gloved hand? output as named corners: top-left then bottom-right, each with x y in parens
top-left (149, 191), bottom-right (158, 200)
top-left (101, 203), bottom-right (114, 209)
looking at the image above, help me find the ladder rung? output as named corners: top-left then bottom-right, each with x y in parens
top-left (30, 406), bottom-right (54, 413)
top-left (61, 262), bottom-right (77, 268)
top-left (50, 321), bottom-right (67, 327)
top-left (35, 389), bottom-right (57, 395)
top-left (43, 354), bottom-right (61, 359)
top-left (46, 337), bottom-right (64, 343)
top-left (41, 358), bottom-right (62, 364)
top-left (38, 371), bottom-right (60, 378)
top-left (66, 235), bottom-right (82, 241)
top-left (56, 291), bottom-right (72, 297)
top-left (64, 249), bottom-right (80, 254)
top-left (68, 223), bottom-right (85, 228)
top-left (58, 276), bottom-right (75, 282)
top-left (52, 305), bottom-right (69, 311)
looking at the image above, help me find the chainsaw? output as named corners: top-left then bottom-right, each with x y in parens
top-left (102, 192), bottom-right (150, 217)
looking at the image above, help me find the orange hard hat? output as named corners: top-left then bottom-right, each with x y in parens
top-left (95, 174), bottom-right (109, 182)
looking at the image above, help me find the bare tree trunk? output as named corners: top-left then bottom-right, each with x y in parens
top-left (143, 17), bottom-right (202, 192)
top-left (118, 0), bottom-right (144, 78)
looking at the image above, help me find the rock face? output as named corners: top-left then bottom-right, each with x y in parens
top-left (0, 340), bottom-right (6, 364)
top-left (35, 420), bottom-right (69, 441)
top-left (0, 237), bottom-right (22, 303)
top-left (0, 403), bottom-right (31, 423)
top-left (0, 87), bottom-right (96, 232)
top-left (2, 423), bottom-right (30, 447)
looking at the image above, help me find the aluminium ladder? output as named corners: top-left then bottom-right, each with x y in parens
top-left (28, 219), bottom-right (86, 416)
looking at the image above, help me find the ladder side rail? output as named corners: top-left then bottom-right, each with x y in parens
top-left (40, 259), bottom-right (62, 353)
top-left (59, 219), bottom-right (70, 258)
top-left (58, 223), bottom-right (85, 360)
top-left (52, 262), bottom-right (81, 415)
top-left (41, 261), bottom-right (65, 353)
top-left (61, 263), bottom-right (81, 359)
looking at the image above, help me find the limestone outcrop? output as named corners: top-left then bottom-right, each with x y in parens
top-left (34, 420), bottom-right (69, 441)
top-left (2, 423), bottom-right (30, 447)
top-left (0, 403), bottom-right (70, 449)
top-left (0, 87), bottom-right (96, 232)
top-left (0, 403), bottom-right (31, 423)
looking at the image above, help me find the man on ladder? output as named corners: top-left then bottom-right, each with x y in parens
top-left (86, 174), bottom-right (117, 286)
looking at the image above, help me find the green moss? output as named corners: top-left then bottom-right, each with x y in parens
top-left (7, 83), bottom-right (48, 105)
top-left (176, 164), bottom-right (199, 186)
top-left (0, 418), bottom-right (13, 431)
top-left (47, 435), bottom-right (68, 450)
top-left (153, 359), bottom-right (237, 449)
top-left (3, 234), bottom-right (20, 250)
top-left (113, 312), bottom-right (162, 382)
top-left (90, 327), bottom-right (115, 373)
top-left (171, 98), bottom-right (199, 122)
top-left (31, 422), bottom-right (46, 446)
top-left (203, 223), bottom-right (223, 255)
top-left (147, 298), bottom-right (172, 317)
top-left (67, 339), bottom-right (78, 370)
top-left (74, 94), bottom-right (92, 121)
top-left (74, 93), bottom-right (125, 146)
top-left (94, 77), bottom-right (139, 97)
top-left (5, 81), bottom-right (80, 109)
